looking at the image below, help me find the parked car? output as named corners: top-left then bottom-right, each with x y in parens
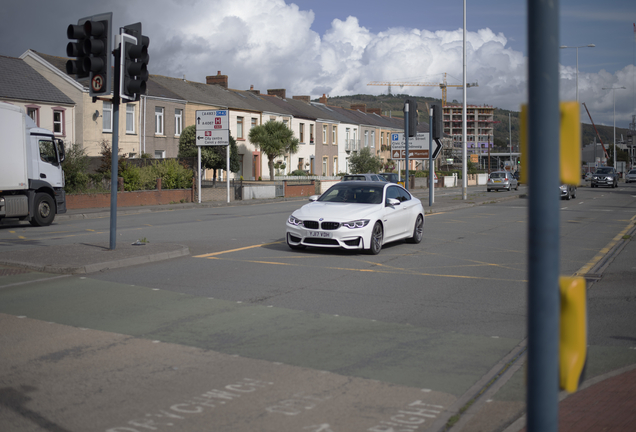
top-left (286, 181), bottom-right (424, 255)
top-left (487, 171), bottom-right (518, 192)
top-left (591, 167), bottom-right (618, 188)
top-left (625, 169), bottom-right (636, 184)
top-left (342, 174), bottom-right (388, 182)
top-left (584, 171), bottom-right (593, 181)
top-left (379, 172), bottom-right (399, 183)
top-left (560, 184), bottom-right (577, 200)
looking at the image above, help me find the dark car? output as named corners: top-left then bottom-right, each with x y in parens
top-left (591, 167), bottom-right (618, 188)
top-left (342, 174), bottom-right (388, 182)
top-left (379, 173), bottom-right (399, 183)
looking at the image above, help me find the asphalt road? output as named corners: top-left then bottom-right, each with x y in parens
top-left (1, 184), bottom-right (635, 432)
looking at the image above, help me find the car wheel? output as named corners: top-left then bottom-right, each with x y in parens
top-left (29, 193), bottom-right (55, 226)
top-left (286, 233), bottom-right (306, 250)
top-left (368, 222), bottom-right (383, 255)
top-left (515, 183), bottom-right (519, 191)
top-left (487, 189), bottom-right (491, 192)
top-left (572, 189), bottom-right (576, 199)
top-left (506, 185), bottom-right (511, 191)
top-left (407, 214), bottom-right (424, 244)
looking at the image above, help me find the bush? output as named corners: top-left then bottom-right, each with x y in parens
top-left (149, 159), bottom-right (193, 189)
top-left (62, 143), bottom-right (90, 193)
top-left (290, 169), bottom-right (308, 176)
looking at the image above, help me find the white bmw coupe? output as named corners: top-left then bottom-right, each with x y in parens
top-left (286, 181), bottom-right (424, 255)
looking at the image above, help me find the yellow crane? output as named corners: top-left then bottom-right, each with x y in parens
top-left (367, 73), bottom-right (478, 107)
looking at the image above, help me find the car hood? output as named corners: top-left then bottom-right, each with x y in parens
top-left (293, 202), bottom-right (380, 221)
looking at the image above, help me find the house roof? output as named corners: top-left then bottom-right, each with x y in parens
top-left (0, 55), bottom-right (75, 105)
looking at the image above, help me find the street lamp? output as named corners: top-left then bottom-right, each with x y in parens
top-left (560, 44), bottom-right (595, 103)
top-left (601, 86), bottom-right (626, 170)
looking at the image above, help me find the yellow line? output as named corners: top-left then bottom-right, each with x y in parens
top-left (576, 215), bottom-right (636, 275)
top-left (193, 241), bottom-right (284, 258)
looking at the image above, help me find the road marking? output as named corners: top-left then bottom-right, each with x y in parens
top-left (194, 241), bottom-right (283, 258)
top-left (576, 214), bottom-right (636, 276)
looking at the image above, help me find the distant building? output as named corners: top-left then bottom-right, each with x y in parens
top-left (443, 105), bottom-right (495, 155)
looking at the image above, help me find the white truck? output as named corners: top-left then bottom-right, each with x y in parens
top-left (0, 101), bottom-right (67, 226)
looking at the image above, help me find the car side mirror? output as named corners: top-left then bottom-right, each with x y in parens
top-left (309, 195), bottom-right (320, 202)
top-left (386, 198), bottom-right (400, 207)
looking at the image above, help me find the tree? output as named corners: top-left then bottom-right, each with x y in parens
top-left (178, 125), bottom-right (241, 181)
top-left (248, 121), bottom-right (299, 180)
top-left (348, 147), bottom-right (383, 174)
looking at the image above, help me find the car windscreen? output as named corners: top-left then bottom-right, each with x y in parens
top-left (319, 184), bottom-right (383, 204)
top-left (595, 168), bottom-right (613, 174)
top-left (629, 170), bottom-right (636, 174)
top-left (490, 173), bottom-right (506, 179)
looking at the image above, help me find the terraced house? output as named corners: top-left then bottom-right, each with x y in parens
top-left (15, 49), bottom-right (428, 180)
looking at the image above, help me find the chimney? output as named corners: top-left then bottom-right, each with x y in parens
top-left (206, 71), bottom-right (228, 88)
top-left (319, 94), bottom-right (328, 104)
top-left (367, 108), bottom-right (381, 115)
top-left (293, 95), bottom-right (311, 103)
top-left (351, 103), bottom-right (366, 112)
top-left (248, 85), bottom-right (260, 95)
top-left (267, 89), bottom-right (286, 99)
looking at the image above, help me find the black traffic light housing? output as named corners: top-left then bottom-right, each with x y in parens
top-left (404, 98), bottom-right (418, 137)
top-left (120, 23), bottom-right (150, 101)
top-left (432, 104), bottom-right (443, 139)
top-left (66, 13), bottom-right (112, 97)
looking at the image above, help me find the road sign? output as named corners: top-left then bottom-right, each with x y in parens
top-left (390, 132), bottom-right (442, 159)
top-left (196, 110), bottom-right (229, 146)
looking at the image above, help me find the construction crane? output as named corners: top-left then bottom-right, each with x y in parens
top-left (367, 73), bottom-right (478, 107)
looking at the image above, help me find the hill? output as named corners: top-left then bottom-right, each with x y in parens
top-left (315, 94), bottom-right (632, 150)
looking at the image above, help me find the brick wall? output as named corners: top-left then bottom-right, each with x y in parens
top-left (285, 181), bottom-right (315, 198)
top-left (67, 189), bottom-right (194, 209)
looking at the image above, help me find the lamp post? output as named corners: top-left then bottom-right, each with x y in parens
top-left (559, 44), bottom-right (595, 103)
top-left (602, 86), bottom-right (626, 170)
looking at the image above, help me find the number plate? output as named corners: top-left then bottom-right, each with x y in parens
top-left (307, 231), bottom-right (332, 238)
top-left (494, 180), bottom-right (502, 183)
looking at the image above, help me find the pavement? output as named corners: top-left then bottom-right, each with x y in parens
top-left (1, 182), bottom-right (634, 431)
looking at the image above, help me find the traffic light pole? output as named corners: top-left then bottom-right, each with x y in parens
top-left (527, 0), bottom-right (560, 430)
top-left (109, 45), bottom-right (121, 250)
top-left (404, 102), bottom-right (410, 191)
top-left (429, 109), bottom-right (434, 206)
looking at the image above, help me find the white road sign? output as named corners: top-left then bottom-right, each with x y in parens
top-left (390, 133), bottom-right (442, 160)
top-left (196, 110), bottom-right (229, 146)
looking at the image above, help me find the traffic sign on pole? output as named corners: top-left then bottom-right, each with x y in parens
top-left (195, 110), bottom-right (229, 146)
top-left (391, 132), bottom-right (442, 159)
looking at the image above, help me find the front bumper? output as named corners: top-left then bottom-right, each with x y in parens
top-left (286, 224), bottom-right (370, 250)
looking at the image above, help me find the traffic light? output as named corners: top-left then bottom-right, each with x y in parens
top-left (559, 276), bottom-right (587, 392)
top-left (120, 23), bottom-right (150, 101)
top-left (67, 13), bottom-right (112, 97)
top-left (66, 23), bottom-right (88, 78)
top-left (432, 104), bottom-right (443, 139)
top-left (404, 98), bottom-right (418, 137)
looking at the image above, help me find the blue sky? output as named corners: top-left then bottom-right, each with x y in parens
top-left (1, 0), bottom-right (635, 129)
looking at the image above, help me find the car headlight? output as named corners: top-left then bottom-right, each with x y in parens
top-left (607, 176), bottom-right (614, 180)
top-left (343, 219), bottom-right (370, 229)
top-left (288, 215), bottom-right (303, 226)
top-left (592, 176), bottom-right (598, 180)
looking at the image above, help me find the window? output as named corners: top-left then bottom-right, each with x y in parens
top-left (175, 108), bottom-right (183, 136)
top-left (298, 157), bottom-right (304, 170)
top-left (364, 131), bottom-right (369, 147)
top-left (26, 106), bottom-right (39, 126)
top-left (126, 104), bottom-right (135, 134)
top-left (283, 119), bottom-right (289, 128)
top-left (310, 124), bottom-right (314, 143)
top-left (299, 123), bottom-right (304, 142)
top-left (38, 139), bottom-right (57, 164)
top-left (251, 118), bottom-right (258, 128)
top-left (322, 157), bottom-right (328, 175)
top-left (154, 150), bottom-right (165, 159)
top-left (333, 157), bottom-right (338, 175)
top-left (52, 109), bottom-right (63, 135)
top-left (237, 116), bottom-right (244, 138)
top-left (333, 126), bottom-right (337, 145)
top-left (103, 101), bottom-right (112, 132)
top-left (371, 131), bottom-right (375, 148)
top-left (155, 107), bottom-right (164, 135)
top-left (323, 125), bottom-right (327, 144)
top-left (381, 132), bottom-right (384, 147)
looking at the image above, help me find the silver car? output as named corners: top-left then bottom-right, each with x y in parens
top-left (487, 171), bottom-right (519, 192)
top-left (625, 169), bottom-right (636, 184)
top-left (342, 174), bottom-right (388, 182)
top-left (560, 184), bottom-right (577, 200)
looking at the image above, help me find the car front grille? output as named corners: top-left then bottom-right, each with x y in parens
top-left (305, 238), bottom-right (339, 245)
top-left (321, 222), bottom-right (340, 230)
top-left (303, 221), bottom-right (319, 229)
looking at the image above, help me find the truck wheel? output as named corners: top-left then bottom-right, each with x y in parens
top-left (30, 193), bottom-right (55, 226)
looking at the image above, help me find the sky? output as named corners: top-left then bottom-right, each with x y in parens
top-left (1, 0), bottom-right (635, 130)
